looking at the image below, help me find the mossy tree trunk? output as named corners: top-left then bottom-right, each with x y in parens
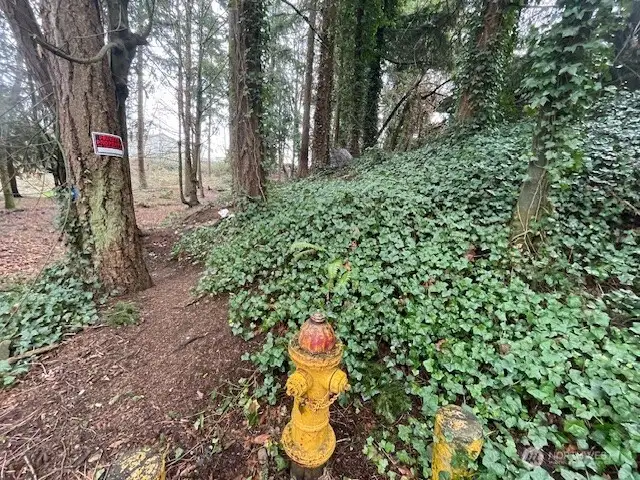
top-left (512, 120), bottom-right (551, 250)
top-left (511, 0), bottom-right (604, 250)
top-left (1, 0), bottom-right (152, 293)
top-left (347, 0), bottom-right (366, 156)
top-left (362, 27), bottom-right (384, 150)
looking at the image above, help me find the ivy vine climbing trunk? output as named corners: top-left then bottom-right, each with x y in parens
top-left (512, 0), bottom-right (611, 250)
top-left (298, 0), bottom-right (316, 178)
top-left (455, 0), bottom-right (521, 125)
top-left (347, 0), bottom-right (366, 156)
top-left (362, 0), bottom-right (396, 149)
top-left (229, 0), bottom-right (266, 198)
top-left (312, 0), bottom-right (337, 168)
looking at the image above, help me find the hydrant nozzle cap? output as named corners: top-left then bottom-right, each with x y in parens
top-left (298, 312), bottom-right (337, 354)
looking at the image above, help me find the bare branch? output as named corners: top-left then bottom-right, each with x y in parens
top-left (279, 0), bottom-right (326, 48)
top-left (32, 35), bottom-right (122, 64)
top-left (375, 76), bottom-right (451, 142)
top-left (140, 0), bottom-right (157, 39)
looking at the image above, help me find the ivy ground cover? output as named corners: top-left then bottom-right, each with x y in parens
top-left (175, 93), bottom-right (640, 479)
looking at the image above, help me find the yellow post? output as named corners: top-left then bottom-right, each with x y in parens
top-left (432, 405), bottom-right (484, 480)
top-left (281, 312), bottom-right (349, 480)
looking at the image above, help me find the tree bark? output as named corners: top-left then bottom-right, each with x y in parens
top-left (136, 47), bottom-right (148, 190)
top-left (512, 119), bottom-right (551, 251)
top-left (311, 0), bottom-right (337, 168)
top-left (229, 0), bottom-right (266, 199)
top-left (0, 0), bottom-right (54, 109)
top-left (207, 112), bottom-right (212, 176)
top-left (298, 0), bottom-right (316, 177)
top-left (40, 0), bottom-right (151, 292)
top-left (511, 0), bottom-right (596, 250)
top-left (363, 7), bottom-right (389, 150)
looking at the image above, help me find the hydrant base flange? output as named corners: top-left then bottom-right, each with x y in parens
top-left (282, 421), bottom-right (336, 468)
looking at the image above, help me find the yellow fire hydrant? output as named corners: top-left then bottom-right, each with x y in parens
top-left (281, 312), bottom-right (349, 477)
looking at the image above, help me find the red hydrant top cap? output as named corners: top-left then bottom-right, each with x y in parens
top-left (298, 312), bottom-right (337, 354)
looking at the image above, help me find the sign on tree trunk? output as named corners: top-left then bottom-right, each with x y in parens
top-left (92, 132), bottom-right (124, 157)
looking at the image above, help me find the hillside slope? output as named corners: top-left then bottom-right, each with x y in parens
top-left (175, 92), bottom-right (640, 479)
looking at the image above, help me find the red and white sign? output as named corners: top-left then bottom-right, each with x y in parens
top-left (92, 132), bottom-right (124, 157)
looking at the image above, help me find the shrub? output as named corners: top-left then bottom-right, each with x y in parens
top-left (0, 262), bottom-right (99, 386)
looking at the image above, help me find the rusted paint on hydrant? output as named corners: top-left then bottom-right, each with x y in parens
top-left (432, 405), bottom-right (483, 480)
top-left (281, 312), bottom-right (349, 475)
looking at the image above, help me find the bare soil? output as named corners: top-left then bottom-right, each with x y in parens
top-left (0, 176), bottom-right (379, 480)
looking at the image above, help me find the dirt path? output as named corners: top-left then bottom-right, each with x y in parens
top-left (0, 229), bottom-right (252, 477)
top-left (0, 229), bottom-right (377, 480)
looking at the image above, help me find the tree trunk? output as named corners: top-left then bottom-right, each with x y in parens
top-left (195, 14), bottom-right (205, 199)
top-left (455, 0), bottom-right (520, 125)
top-left (512, 133), bottom-right (550, 251)
top-left (207, 113), bottom-right (212, 176)
top-left (0, 0), bottom-right (54, 109)
top-left (1, 0), bottom-right (152, 293)
top-left (177, 25), bottom-right (188, 206)
top-left (0, 156), bottom-right (15, 210)
top-left (311, 0), bottom-right (337, 168)
top-left (136, 47), bottom-right (148, 190)
top-left (7, 158), bottom-right (21, 197)
top-left (298, 1), bottom-right (316, 177)
top-left (229, 0), bottom-right (266, 199)
top-left (347, 1), bottom-right (365, 156)
top-left (40, 0), bottom-right (151, 292)
top-left (182, 0), bottom-right (199, 207)
top-left (362, 18), bottom-right (386, 149)
top-left (511, 0), bottom-right (598, 250)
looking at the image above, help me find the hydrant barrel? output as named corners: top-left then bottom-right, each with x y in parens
top-left (281, 312), bottom-right (348, 477)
